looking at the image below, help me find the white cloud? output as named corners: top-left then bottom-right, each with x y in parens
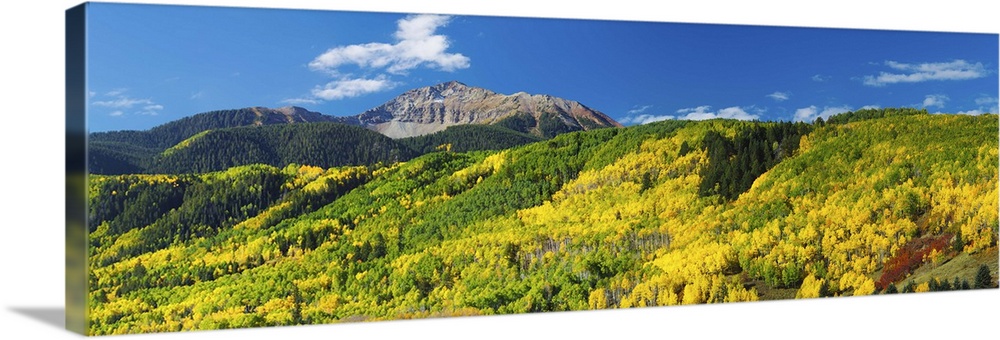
top-left (312, 76), bottom-right (397, 101)
top-left (621, 114), bottom-right (675, 125)
top-left (922, 94), bottom-right (948, 108)
top-left (105, 88), bottom-right (127, 97)
top-left (794, 105), bottom-right (852, 122)
top-left (956, 109), bottom-right (986, 115)
top-left (767, 91), bottom-right (790, 101)
top-left (812, 74), bottom-right (830, 82)
top-left (137, 105), bottom-right (163, 116)
top-left (860, 105), bottom-right (881, 110)
top-left (676, 106), bottom-right (759, 121)
top-left (957, 95), bottom-right (999, 115)
top-left (281, 97), bottom-right (321, 105)
top-left (92, 97), bottom-right (153, 108)
top-left (90, 89), bottom-right (164, 116)
top-left (620, 105), bottom-right (674, 125)
top-left (627, 105), bottom-right (652, 115)
top-left (863, 60), bottom-right (987, 86)
top-left (794, 107), bottom-right (818, 122)
top-left (975, 96), bottom-right (998, 106)
top-left (190, 91), bottom-right (205, 100)
top-left (676, 106), bottom-right (714, 120)
top-left (308, 14), bottom-right (469, 75)
top-left (292, 14), bottom-right (469, 104)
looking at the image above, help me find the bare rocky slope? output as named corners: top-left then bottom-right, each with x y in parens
top-left (338, 81), bottom-right (622, 138)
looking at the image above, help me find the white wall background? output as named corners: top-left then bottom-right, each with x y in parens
top-left (1, 1), bottom-right (996, 339)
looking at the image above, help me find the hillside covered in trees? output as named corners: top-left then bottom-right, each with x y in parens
top-left (85, 108), bottom-right (999, 335)
top-left (397, 124), bottom-right (544, 154)
top-left (147, 123), bottom-right (416, 174)
top-left (89, 107), bottom-right (306, 174)
top-left (88, 109), bottom-right (555, 175)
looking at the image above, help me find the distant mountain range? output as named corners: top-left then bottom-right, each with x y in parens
top-left (88, 81), bottom-right (620, 174)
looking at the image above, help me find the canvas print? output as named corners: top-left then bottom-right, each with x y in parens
top-left (67, 1), bottom-right (999, 336)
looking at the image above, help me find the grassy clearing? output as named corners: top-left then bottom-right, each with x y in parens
top-left (887, 246), bottom-right (998, 291)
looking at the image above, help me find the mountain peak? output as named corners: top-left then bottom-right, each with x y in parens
top-left (243, 106), bottom-right (332, 125)
top-left (435, 80), bottom-right (467, 88)
top-left (351, 81), bottom-right (621, 138)
top-left (274, 106), bottom-right (312, 116)
top-left (421, 80), bottom-right (475, 98)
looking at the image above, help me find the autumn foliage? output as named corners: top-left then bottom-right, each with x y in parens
top-left (85, 109), bottom-right (998, 335)
top-left (875, 234), bottom-right (952, 291)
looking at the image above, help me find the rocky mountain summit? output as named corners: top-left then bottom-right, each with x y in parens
top-left (341, 81), bottom-right (621, 138)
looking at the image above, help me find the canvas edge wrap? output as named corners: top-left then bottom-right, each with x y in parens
top-left (66, 2), bottom-right (89, 335)
top-left (60, 3), bottom-right (999, 336)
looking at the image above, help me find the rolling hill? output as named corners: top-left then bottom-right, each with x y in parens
top-left (83, 108), bottom-right (999, 335)
top-left (88, 107), bottom-right (338, 174)
top-left (146, 123), bottom-right (415, 174)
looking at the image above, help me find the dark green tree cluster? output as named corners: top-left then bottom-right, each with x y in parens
top-left (88, 142), bottom-right (160, 174)
top-left (698, 122), bottom-right (812, 201)
top-left (825, 107), bottom-right (928, 125)
top-left (88, 109), bottom-right (262, 175)
top-left (536, 112), bottom-right (578, 138)
top-left (494, 114), bottom-right (538, 135)
top-left (976, 264), bottom-right (996, 289)
top-left (398, 124), bottom-right (542, 154)
top-left (88, 108), bottom-right (343, 174)
top-left (90, 108), bottom-right (264, 150)
top-left (410, 130), bottom-right (623, 246)
top-left (582, 119), bottom-right (689, 171)
top-left (92, 166), bottom-right (292, 266)
top-left (491, 111), bottom-right (610, 139)
top-left (168, 167), bottom-right (287, 239)
top-left (148, 123), bottom-right (415, 174)
top-left (88, 175), bottom-right (192, 235)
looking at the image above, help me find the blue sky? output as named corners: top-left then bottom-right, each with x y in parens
top-left (85, 2), bottom-right (998, 132)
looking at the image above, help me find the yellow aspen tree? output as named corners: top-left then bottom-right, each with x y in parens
top-left (796, 275), bottom-right (826, 298)
top-left (588, 288), bottom-right (609, 309)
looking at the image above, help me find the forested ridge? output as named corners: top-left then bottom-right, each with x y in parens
top-left (89, 108), bottom-right (269, 174)
top-left (147, 123), bottom-right (416, 174)
top-left (85, 108), bottom-right (999, 335)
top-left (398, 124), bottom-right (544, 154)
top-left (88, 111), bottom-right (555, 175)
